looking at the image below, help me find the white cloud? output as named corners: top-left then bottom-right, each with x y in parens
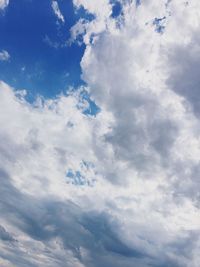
top-left (51, 0), bottom-right (65, 23)
top-left (0, 0), bottom-right (9, 10)
top-left (72, 0), bottom-right (200, 265)
top-left (0, 50), bottom-right (10, 61)
top-left (1, 1), bottom-right (200, 267)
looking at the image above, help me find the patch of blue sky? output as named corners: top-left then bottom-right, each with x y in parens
top-left (109, 1), bottom-right (125, 29)
top-left (66, 86), bottom-right (100, 116)
top-left (66, 169), bottom-right (94, 186)
top-left (110, 0), bottom-right (142, 17)
top-left (74, 4), bottom-right (95, 22)
top-left (80, 90), bottom-right (101, 116)
top-left (153, 17), bottom-right (166, 34)
top-left (66, 170), bottom-right (85, 186)
top-left (66, 160), bottom-right (96, 186)
top-left (110, 1), bottom-right (123, 18)
top-left (0, 0), bottom-right (94, 100)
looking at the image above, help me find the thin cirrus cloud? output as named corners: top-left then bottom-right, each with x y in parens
top-left (0, 50), bottom-right (10, 61)
top-left (0, 1), bottom-right (200, 267)
top-left (51, 0), bottom-right (65, 23)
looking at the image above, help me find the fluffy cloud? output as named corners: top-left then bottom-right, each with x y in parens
top-left (0, 0), bottom-right (9, 10)
top-left (1, 0), bottom-right (200, 267)
top-left (0, 50), bottom-right (10, 61)
top-left (51, 0), bottom-right (65, 23)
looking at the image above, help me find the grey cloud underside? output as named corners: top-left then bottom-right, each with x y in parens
top-left (0, 167), bottom-right (199, 267)
top-left (167, 37), bottom-right (200, 117)
top-left (1, 169), bottom-right (144, 266)
top-left (0, 225), bottom-right (15, 242)
top-left (0, 172), bottom-right (137, 266)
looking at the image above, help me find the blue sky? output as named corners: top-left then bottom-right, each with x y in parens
top-left (0, 0), bottom-right (88, 98)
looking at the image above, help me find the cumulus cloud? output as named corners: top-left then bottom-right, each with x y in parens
top-left (0, 0), bottom-right (9, 10)
top-left (0, 50), bottom-right (10, 61)
top-left (51, 0), bottom-right (65, 23)
top-left (1, 0), bottom-right (200, 267)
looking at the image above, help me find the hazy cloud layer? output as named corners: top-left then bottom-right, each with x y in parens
top-left (0, 1), bottom-right (200, 267)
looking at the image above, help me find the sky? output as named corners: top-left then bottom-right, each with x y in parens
top-left (0, 0), bottom-right (200, 267)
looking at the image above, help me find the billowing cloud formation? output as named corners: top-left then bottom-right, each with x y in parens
top-left (0, 50), bottom-right (10, 61)
top-left (0, 0), bottom-right (9, 10)
top-left (1, 1), bottom-right (200, 267)
top-left (52, 0), bottom-right (65, 23)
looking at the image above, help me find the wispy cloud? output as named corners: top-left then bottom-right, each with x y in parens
top-left (0, 0), bottom-right (9, 10)
top-left (0, 50), bottom-right (10, 61)
top-left (51, 0), bottom-right (65, 23)
top-left (44, 35), bottom-right (60, 49)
